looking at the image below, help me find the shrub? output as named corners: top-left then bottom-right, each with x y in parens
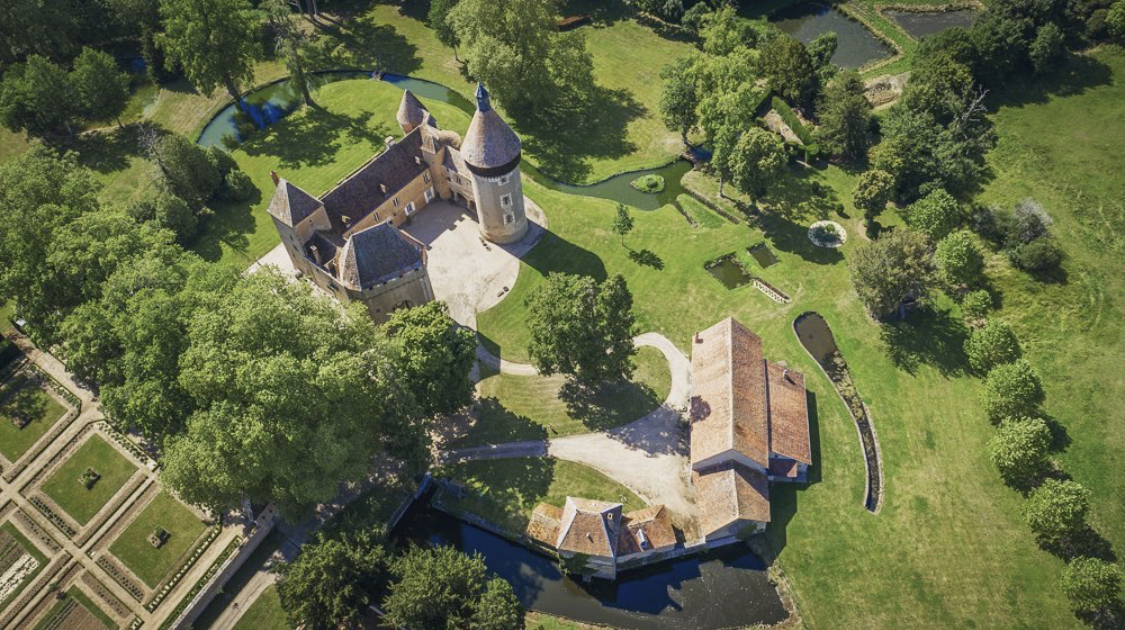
top-left (965, 320), bottom-right (1022, 373)
top-left (1060, 557), bottom-right (1123, 614)
top-left (982, 359), bottom-right (1045, 422)
top-left (1024, 479), bottom-right (1091, 550)
top-left (629, 174), bottom-right (665, 193)
top-left (935, 231), bottom-right (984, 286)
top-left (988, 417), bottom-right (1051, 488)
top-left (903, 188), bottom-right (964, 241)
top-left (1009, 238), bottom-right (1063, 272)
top-left (960, 290), bottom-right (992, 325)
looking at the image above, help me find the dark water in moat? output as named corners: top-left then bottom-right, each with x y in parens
top-left (885, 9), bottom-right (977, 39)
top-left (392, 499), bottom-right (788, 629)
top-left (794, 311), bottom-right (838, 365)
top-left (772, 3), bottom-right (892, 68)
top-left (706, 255), bottom-right (753, 289)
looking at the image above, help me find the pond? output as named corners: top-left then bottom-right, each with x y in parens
top-left (393, 498), bottom-right (789, 629)
top-left (884, 9), bottom-right (977, 39)
top-left (771, 3), bottom-right (892, 68)
top-left (748, 243), bottom-right (779, 268)
top-left (793, 313), bottom-right (883, 512)
top-left (705, 255), bottom-right (753, 289)
top-left (196, 71), bottom-right (698, 210)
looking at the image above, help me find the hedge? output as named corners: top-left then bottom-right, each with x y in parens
top-left (771, 96), bottom-right (816, 146)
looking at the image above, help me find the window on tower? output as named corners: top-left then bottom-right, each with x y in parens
top-left (499, 174), bottom-right (510, 185)
top-left (501, 193), bottom-right (512, 208)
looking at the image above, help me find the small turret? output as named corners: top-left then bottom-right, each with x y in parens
top-left (396, 89), bottom-right (427, 134)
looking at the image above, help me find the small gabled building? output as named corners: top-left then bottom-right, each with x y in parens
top-left (689, 317), bottom-right (812, 541)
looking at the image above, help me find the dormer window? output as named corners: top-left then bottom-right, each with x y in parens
top-left (379, 184), bottom-right (388, 194)
top-left (415, 156), bottom-right (422, 165)
top-left (393, 197), bottom-right (400, 207)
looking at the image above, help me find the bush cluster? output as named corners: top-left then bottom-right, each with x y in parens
top-left (974, 198), bottom-right (1064, 274)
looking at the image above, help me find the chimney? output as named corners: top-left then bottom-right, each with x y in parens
top-left (342, 215), bottom-right (351, 227)
top-left (694, 333), bottom-right (703, 344)
top-left (783, 368), bottom-right (791, 382)
top-left (309, 244), bottom-right (322, 265)
top-left (415, 155), bottom-right (422, 165)
top-left (385, 136), bottom-right (395, 151)
top-left (270, 171), bottom-right (280, 187)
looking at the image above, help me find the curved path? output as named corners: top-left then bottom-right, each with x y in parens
top-left (445, 333), bottom-right (696, 521)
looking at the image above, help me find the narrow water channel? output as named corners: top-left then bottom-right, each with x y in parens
top-left (794, 312), bottom-right (883, 512)
top-left (392, 498), bottom-right (789, 630)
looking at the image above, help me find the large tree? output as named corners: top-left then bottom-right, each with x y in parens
top-left (429, 0), bottom-right (461, 56)
top-left (161, 269), bottom-right (426, 518)
top-left (659, 56), bottom-right (700, 145)
top-left (526, 273), bottom-right (637, 384)
top-left (0, 145), bottom-right (101, 342)
top-left (0, 55), bottom-right (78, 137)
top-left (758, 34), bottom-right (817, 106)
top-left (149, 134), bottom-right (223, 209)
top-left (70, 48), bottom-right (131, 126)
top-left (815, 70), bottom-right (871, 160)
top-left (158, 0), bottom-right (262, 109)
top-left (1024, 478), bottom-right (1091, 551)
top-left (0, 0), bottom-right (81, 65)
top-left (449, 0), bottom-right (594, 121)
top-left (1060, 557), bottom-right (1123, 616)
top-left (383, 546), bottom-right (524, 630)
top-left (729, 127), bottom-right (787, 199)
top-left (852, 169), bottom-right (895, 221)
top-left (935, 230), bottom-right (984, 287)
top-left (982, 359), bottom-right (1045, 422)
top-left (700, 6), bottom-right (757, 57)
top-left (903, 188), bottom-right (964, 241)
top-left (264, 0), bottom-right (314, 107)
top-left (965, 319), bottom-right (1021, 374)
top-left (848, 229), bottom-right (936, 319)
top-left (384, 301), bottom-right (477, 418)
top-left (276, 529), bottom-right (390, 630)
top-left (988, 416), bottom-right (1052, 488)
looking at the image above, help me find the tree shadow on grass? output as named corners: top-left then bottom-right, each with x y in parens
top-left (559, 377), bottom-right (662, 433)
top-left (628, 248), bottom-right (664, 269)
top-left (465, 396), bottom-right (549, 446)
top-left (878, 307), bottom-right (970, 377)
top-left (303, 13), bottom-right (422, 76)
top-left (240, 106), bottom-right (389, 169)
top-left (69, 124), bottom-right (150, 175)
top-left (987, 53), bottom-right (1113, 110)
top-left (189, 188), bottom-right (263, 263)
top-left (0, 379), bottom-right (49, 426)
top-left (755, 165), bottom-right (847, 264)
top-left (444, 457), bottom-right (556, 533)
top-left (517, 85), bottom-right (644, 185)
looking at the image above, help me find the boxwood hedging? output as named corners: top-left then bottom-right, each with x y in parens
top-left (771, 96), bottom-right (820, 161)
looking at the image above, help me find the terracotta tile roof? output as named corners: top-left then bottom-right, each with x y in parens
top-left (690, 317), bottom-right (770, 470)
top-left (766, 361), bottom-right (811, 465)
top-left (321, 128), bottom-right (427, 233)
top-left (617, 505), bottom-right (676, 555)
top-left (693, 463), bottom-right (771, 537)
top-left (337, 223), bottom-right (423, 289)
top-left (557, 497), bottom-right (623, 558)
top-left (461, 84), bottom-right (521, 177)
top-left (267, 179), bottom-right (322, 226)
top-left (527, 503), bottom-right (563, 547)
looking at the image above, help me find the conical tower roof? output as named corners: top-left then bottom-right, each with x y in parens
top-left (396, 89), bottom-right (427, 129)
top-left (461, 84), bottom-right (522, 177)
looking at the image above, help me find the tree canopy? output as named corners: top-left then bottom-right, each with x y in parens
top-left (384, 301), bottom-right (477, 419)
top-left (988, 416), bottom-right (1052, 488)
top-left (935, 230), bottom-right (984, 287)
top-left (70, 47), bottom-right (130, 125)
top-left (1024, 478), bottom-right (1092, 551)
top-left (848, 229), bottom-right (936, 319)
top-left (982, 359), bottom-right (1045, 422)
top-left (816, 70), bottom-right (871, 160)
top-left (276, 529), bottom-right (390, 630)
top-left (0, 55), bottom-right (78, 137)
top-left (526, 273), bottom-right (637, 384)
top-left (158, 0), bottom-right (262, 105)
top-left (965, 319), bottom-right (1022, 373)
top-left (729, 127), bottom-right (787, 199)
top-left (852, 169), bottom-right (895, 220)
top-left (903, 188), bottom-right (965, 241)
top-left (1060, 557), bottom-right (1123, 614)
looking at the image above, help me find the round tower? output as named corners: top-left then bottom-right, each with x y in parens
top-left (460, 84), bottom-right (528, 244)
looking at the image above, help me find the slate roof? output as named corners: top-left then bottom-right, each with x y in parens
top-left (693, 463), bottom-right (771, 537)
top-left (267, 180), bottom-right (322, 226)
top-left (690, 317), bottom-right (771, 470)
top-left (396, 89), bottom-right (427, 129)
top-left (766, 361), bottom-right (812, 465)
top-left (337, 223), bottom-right (423, 290)
top-left (461, 83), bottom-right (522, 176)
top-left (321, 128), bottom-right (427, 233)
top-left (557, 497), bottom-right (623, 558)
top-left (305, 231), bottom-right (341, 268)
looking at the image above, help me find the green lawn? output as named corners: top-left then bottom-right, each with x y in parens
top-left (108, 491), bottom-right (208, 588)
top-left (453, 346), bottom-right (670, 448)
top-left (466, 54), bottom-right (1125, 628)
top-left (41, 435), bottom-right (137, 525)
top-left (435, 458), bottom-right (645, 537)
top-left (31, 586), bottom-right (117, 630)
top-left (0, 522), bottom-right (48, 610)
top-left (0, 376), bottom-right (67, 461)
top-left (232, 584), bottom-right (290, 630)
top-left (194, 79), bottom-right (473, 268)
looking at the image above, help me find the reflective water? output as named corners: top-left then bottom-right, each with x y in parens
top-left (885, 9), bottom-right (977, 38)
top-left (772, 3), bottom-right (892, 68)
top-left (393, 499), bottom-right (788, 629)
top-left (705, 255), bottom-right (752, 289)
top-left (749, 243), bottom-right (779, 268)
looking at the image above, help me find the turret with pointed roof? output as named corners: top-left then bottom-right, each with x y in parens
top-left (396, 89), bottom-right (427, 133)
top-left (461, 83), bottom-right (522, 178)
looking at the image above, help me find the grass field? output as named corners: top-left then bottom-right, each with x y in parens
top-left (435, 458), bottom-right (645, 537)
top-left (41, 435), bottom-right (137, 525)
top-left (453, 346), bottom-right (671, 448)
top-left (0, 522), bottom-right (48, 610)
top-left (0, 376), bottom-right (67, 461)
top-left (108, 491), bottom-right (208, 588)
top-left (231, 585), bottom-right (290, 630)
